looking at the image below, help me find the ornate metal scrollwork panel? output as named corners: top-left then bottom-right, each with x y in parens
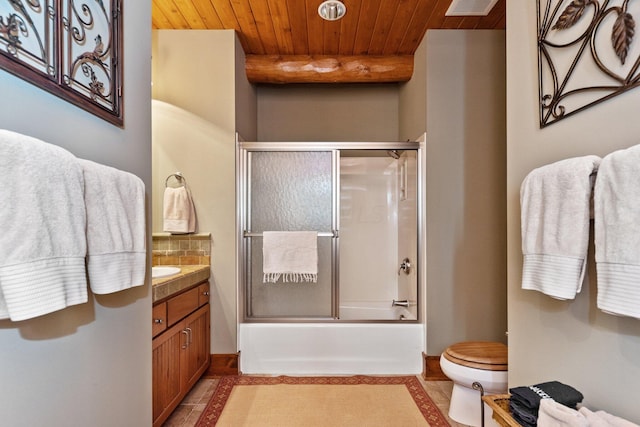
top-left (0, 1), bottom-right (55, 77)
top-left (0, 0), bottom-right (122, 126)
top-left (538, 0), bottom-right (640, 127)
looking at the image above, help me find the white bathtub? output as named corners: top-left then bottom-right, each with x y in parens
top-left (338, 301), bottom-right (416, 320)
top-left (239, 322), bottom-right (424, 375)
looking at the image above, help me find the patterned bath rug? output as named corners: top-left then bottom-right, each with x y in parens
top-left (196, 375), bottom-right (450, 426)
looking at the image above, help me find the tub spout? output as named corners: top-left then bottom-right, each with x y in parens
top-left (392, 299), bottom-right (409, 307)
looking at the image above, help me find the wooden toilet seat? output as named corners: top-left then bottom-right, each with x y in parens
top-left (443, 341), bottom-right (508, 371)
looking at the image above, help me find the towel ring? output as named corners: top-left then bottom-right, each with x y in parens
top-left (165, 172), bottom-right (186, 188)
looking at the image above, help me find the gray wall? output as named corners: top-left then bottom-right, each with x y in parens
top-left (0, 2), bottom-right (152, 426)
top-left (257, 84), bottom-right (399, 141)
top-left (235, 39), bottom-right (258, 141)
top-left (151, 29), bottom-right (507, 362)
top-left (507, 2), bottom-right (640, 422)
top-left (258, 31), bottom-right (508, 356)
top-left (399, 31), bottom-right (427, 142)
top-left (401, 30), bottom-right (508, 355)
top-left (152, 30), bottom-right (256, 354)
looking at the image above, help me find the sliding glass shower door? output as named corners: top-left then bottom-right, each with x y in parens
top-left (244, 151), bottom-right (336, 318)
top-left (239, 141), bottom-right (421, 322)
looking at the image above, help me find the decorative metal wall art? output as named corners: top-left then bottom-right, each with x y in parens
top-left (0, 0), bottom-right (123, 127)
top-left (538, 0), bottom-right (640, 127)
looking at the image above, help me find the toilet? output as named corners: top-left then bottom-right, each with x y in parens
top-left (440, 341), bottom-right (508, 427)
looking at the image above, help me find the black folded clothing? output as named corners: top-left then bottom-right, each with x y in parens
top-left (510, 411), bottom-right (536, 427)
top-left (509, 381), bottom-right (583, 410)
top-left (509, 400), bottom-right (538, 427)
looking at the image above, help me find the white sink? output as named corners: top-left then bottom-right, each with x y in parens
top-left (152, 266), bottom-right (181, 279)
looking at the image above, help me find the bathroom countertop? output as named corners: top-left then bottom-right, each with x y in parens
top-left (152, 265), bottom-right (210, 304)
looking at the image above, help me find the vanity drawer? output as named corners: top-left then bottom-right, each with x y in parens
top-left (167, 287), bottom-right (199, 326)
top-left (198, 282), bottom-right (210, 306)
top-left (152, 302), bottom-right (167, 337)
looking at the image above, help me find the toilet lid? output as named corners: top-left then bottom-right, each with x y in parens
top-left (443, 341), bottom-right (508, 371)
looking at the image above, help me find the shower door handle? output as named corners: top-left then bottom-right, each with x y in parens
top-left (398, 258), bottom-right (411, 275)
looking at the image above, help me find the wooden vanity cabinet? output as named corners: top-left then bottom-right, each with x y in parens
top-left (181, 304), bottom-right (210, 390)
top-left (152, 303), bottom-right (167, 337)
top-left (152, 281), bottom-right (210, 427)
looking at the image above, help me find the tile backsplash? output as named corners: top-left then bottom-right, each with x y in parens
top-left (152, 233), bottom-right (211, 266)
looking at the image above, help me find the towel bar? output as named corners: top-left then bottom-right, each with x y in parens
top-left (243, 231), bottom-right (337, 237)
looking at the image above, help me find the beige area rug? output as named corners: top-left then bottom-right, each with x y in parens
top-left (195, 375), bottom-right (450, 427)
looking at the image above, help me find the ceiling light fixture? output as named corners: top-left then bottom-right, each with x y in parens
top-left (318, 1), bottom-right (346, 21)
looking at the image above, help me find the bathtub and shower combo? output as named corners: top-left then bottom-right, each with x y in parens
top-left (237, 141), bottom-right (424, 375)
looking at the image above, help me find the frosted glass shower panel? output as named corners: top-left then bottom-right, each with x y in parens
top-left (247, 151), bottom-right (333, 318)
top-left (250, 152), bottom-right (332, 231)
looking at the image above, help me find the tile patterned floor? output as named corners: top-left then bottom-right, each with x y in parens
top-left (162, 378), bottom-right (220, 427)
top-left (162, 376), bottom-right (467, 427)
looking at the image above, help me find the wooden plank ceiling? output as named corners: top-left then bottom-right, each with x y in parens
top-left (152, 0), bottom-right (506, 84)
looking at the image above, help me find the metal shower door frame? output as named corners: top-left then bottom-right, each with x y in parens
top-left (237, 140), bottom-right (421, 323)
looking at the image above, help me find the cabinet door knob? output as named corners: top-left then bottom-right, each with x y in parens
top-left (203, 291), bottom-right (210, 296)
top-left (154, 318), bottom-right (163, 324)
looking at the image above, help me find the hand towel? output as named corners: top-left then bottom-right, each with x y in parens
top-left (509, 381), bottom-right (584, 411)
top-left (0, 130), bottom-right (88, 321)
top-left (163, 186), bottom-right (196, 234)
top-left (79, 159), bottom-right (146, 294)
top-left (594, 144), bottom-right (640, 319)
top-left (579, 407), bottom-right (640, 427)
top-left (263, 231), bottom-right (318, 283)
top-left (538, 398), bottom-right (588, 427)
top-left (520, 156), bottom-right (601, 299)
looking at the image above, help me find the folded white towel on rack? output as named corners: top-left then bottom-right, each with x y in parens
top-left (79, 159), bottom-right (146, 295)
top-left (538, 399), bottom-right (588, 427)
top-left (263, 231), bottom-right (318, 283)
top-left (578, 406), bottom-right (640, 427)
top-left (520, 155), bottom-right (601, 300)
top-left (0, 130), bottom-right (88, 321)
top-left (594, 144), bottom-right (640, 319)
top-left (163, 186), bottom-right (196, 234)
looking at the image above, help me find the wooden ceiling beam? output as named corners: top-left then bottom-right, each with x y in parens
top-left (245, 54), bottom-right (413, 84)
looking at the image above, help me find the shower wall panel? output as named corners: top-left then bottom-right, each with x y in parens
top-left (397, 152), bottom-right (418, 317)
top-left (339, 157), bottom-right (398, 305)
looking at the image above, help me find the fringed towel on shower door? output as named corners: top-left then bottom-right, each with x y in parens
top-left (263, 231), bottom-right (318, 283)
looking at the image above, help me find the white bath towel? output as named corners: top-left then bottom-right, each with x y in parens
top-left (594, 144), bottom-right (640, 319)
top-left (520, 155), bottom-right (601, 299)
top-left (579, 406), bottom-right (640, 427)
top-left (79, 159), bottom-right (146, 294)
top-left (578, 407), bottom-right (610, 427)
top-left (0, 130), bottom-right (88, 321)
top-left (163, 186), bottom-right (196, 234)
top-left (538, 399), bottom-right (588, 427)
top-left (263, 231), bottom-right (318, 283)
